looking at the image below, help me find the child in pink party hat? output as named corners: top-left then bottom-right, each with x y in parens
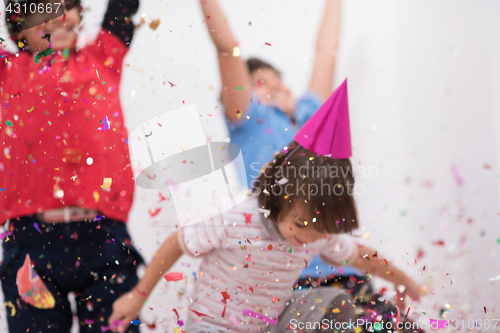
top-left (109, 80), bottom-right (421, 333)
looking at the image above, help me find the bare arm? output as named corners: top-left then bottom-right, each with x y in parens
top-left (109, 231), bottom-right (183, 333)
top-left (199, 0), bottom-right (251, 122)
top-left (309, 0), bottom-right (341, 101)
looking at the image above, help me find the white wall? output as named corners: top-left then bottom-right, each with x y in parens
top-left (0, 0), bottom-right (498, 331)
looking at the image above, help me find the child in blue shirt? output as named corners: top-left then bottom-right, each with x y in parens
top-left (199, 0), bottom-right (341, 189)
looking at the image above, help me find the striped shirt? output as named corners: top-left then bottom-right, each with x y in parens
top-left (177, 195), bottom-right (357, 332)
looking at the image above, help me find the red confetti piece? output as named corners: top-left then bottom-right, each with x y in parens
top-left (384, 259), bottom-right (389, 265)
top-left (149, 208), bottom-right (161, 217)
top-left (181, 159), bottom-right (186, 164)
top-left (158, 192), bottom-right (167, 202)
top-left (484, 307), bottom-right (487, 314)
top-left (405, 307), bottom-right (411, 317)
top-left (188, 308), bottom-right (215, 319)
top-left (163, 272), bottom-right (183, 282)
top-left (243, 213), bottom-right (252, 225)
top-left (158, 122), bottom-right (162, 127)
top-left (249, 287), bottom-right (253, 293)
top-left (484, 164), bottom-right (492, 170)
top-left (168, 81), bottom-right (176, 87)
top-left (267, 244), bottom-right (273, 250)
top-left (265, 42), bottom-right (272, 46)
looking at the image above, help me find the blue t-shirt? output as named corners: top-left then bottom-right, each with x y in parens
top-left (226, 91), bottom-right (323, 189)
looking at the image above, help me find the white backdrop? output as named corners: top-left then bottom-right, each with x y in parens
top-left (1, 0), bottom-right (499, 331)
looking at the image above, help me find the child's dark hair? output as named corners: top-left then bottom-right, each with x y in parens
top-left (5, 0), bottom-right (82, 50)
top-left (253, 141), bottom-right (359, 234)
top-left (246, 57), bottom-right (281, 76)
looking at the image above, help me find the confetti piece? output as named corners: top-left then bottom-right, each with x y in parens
top-left (188, 308), bottom-right (215, 319)
top-left (450, 163), bottom-right (464, 186)
top-left (265, 42), bottom-right (272, 46)
top-left (395, 305), bottom-right (401, 328)
top-left (93, 215), bottom-right (105, 222)
top-left (149, 19), bottom-right (160, 31)
top-left (149, 208), bottom-right (161, 217)
top-left (158, 192), bottom-right (167, 202)
top-left (100, 178), bottom-right (112, 189)
top-left (5, 120), bottom-right (13, 126)
top-left (34, 47), bottom-right (52, 64)
top-left (288, 247), bottom-right (292, 253)
top-left (242, 309), bottom-right (278, 325)
top-left (93, 191), bottom-right (100, 202)
top-left (268, 244), bottom-right (273, 250)
top-left (164, 272), bottom-right (183, 282)
top-left (249, 287), bottom-right (253, 293)
top-left (17, 254), bottom-right (55, 309)
top-left (490, 275), bottom-right (500, 281)
top-left (131, 319), bottom-right (140, 326)
top-left (27, 107), bottom-right (34, 113)
top-left (181, 159), bottom-right (186, 164)
top-left (101, 319), bottom-right (128, 332)
top-left (33, 223), bottom-right (42, 234)
top-left (484, 307), bottom-right (487, 314)
top-left (258, 208), bottom-right (270, 218)
top-left (234, 86), bottom-right (242, 90)
top-left (97, 116), bottom-right (110, 131)
top-left (405, 307), bottom-right (410, 317)
top-left (243, 213), bottom-right (252, 225)
top-left (0, 189), bottom-right (5, 191)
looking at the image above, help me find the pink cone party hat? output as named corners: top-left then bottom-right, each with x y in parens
top-left (294, 79), bottom-right (352, 158)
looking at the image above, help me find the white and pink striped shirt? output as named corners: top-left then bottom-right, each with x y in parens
top-left (177, 195), bottom-right (357, 332)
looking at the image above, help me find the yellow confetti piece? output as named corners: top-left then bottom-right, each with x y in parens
top-left (332, 308), bottom-right (340, 313)
top-left (445, 303), bottom-right (454, 309)
top-left (93, 191), bottom-right (100, 202)
top-left (233, 47), bottom-right (241, 57)
top-left (149, 19), bottom-right (160, 31)
top-left (174, 328), bottom-right (180, 333)
top-left (100, 178), bottom-right (112, 189)
top-left (27, 107), bottom-right (34, 113)
top-left (363, 232), bottom-right (370, 239)
top-left (315, 298), bottom-right (322, 303)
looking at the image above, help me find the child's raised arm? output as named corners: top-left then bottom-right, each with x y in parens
top-left (309, 0), bottom-right (341, 101)
top-left (102, 0), bottom-right (140, 47)
top-left (347, 244), bottom-right (421, 311)
top-left (109, 231), bottom-right (183, 333)
top-left (199, 0), bottom-right (251, 122)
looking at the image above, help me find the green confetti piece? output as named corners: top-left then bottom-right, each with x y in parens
top-left (497, 238), bottom-right (500, 244)
top-left (62, 48), bottom-right (70, 60)
top-left (5, 120), bottom-right (13, 126)
top-left (27, 106), bottom-right (34, 113)
top-left (288, 247), bottom-right (292, 253)
top-left (38, 254), bottom-right (44, 259)
top-left (0, 38), bottom-right (5, 42)
top-left (34, 47), bottom-right (53, 64)
top-left (234, 86), bottom-right (242, 90)
top-left (342, 261), bottom-right (349, 265)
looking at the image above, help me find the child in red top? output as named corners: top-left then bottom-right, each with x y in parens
top-left (0, 1), bottom-right (142, 332)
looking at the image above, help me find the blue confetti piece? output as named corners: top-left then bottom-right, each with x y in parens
top-left (131, 319), bottom-right (140, 326)
top-left (33, 222), bottom-right (42, 233)
top-left (93, 215), bottom-right (105, 222)
top-left (0, 189), bottom-right (5, 191)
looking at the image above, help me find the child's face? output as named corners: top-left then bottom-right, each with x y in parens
top-left (277, 205), bottom-right (330, 246)
top-left (251, 68), bottom-right (296, 115)
top-left (16, 8), bottom-right (80, 52)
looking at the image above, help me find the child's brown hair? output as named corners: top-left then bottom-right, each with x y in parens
top-left (253, 141), bottom-right (359, 234)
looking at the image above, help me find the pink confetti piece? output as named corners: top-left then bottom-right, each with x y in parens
top-left (229, 314), bottom-right (240, 327)
top-left (241, 309), bottom-right (279, 325)
top-left (164, 272), bottom-right (183, 282)
top-left (265, 42), bottom-right (272, 46)
top-left (100, 319), bottom-right (128, 332)
top-left (450, 163), bottom-right (464, 186)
